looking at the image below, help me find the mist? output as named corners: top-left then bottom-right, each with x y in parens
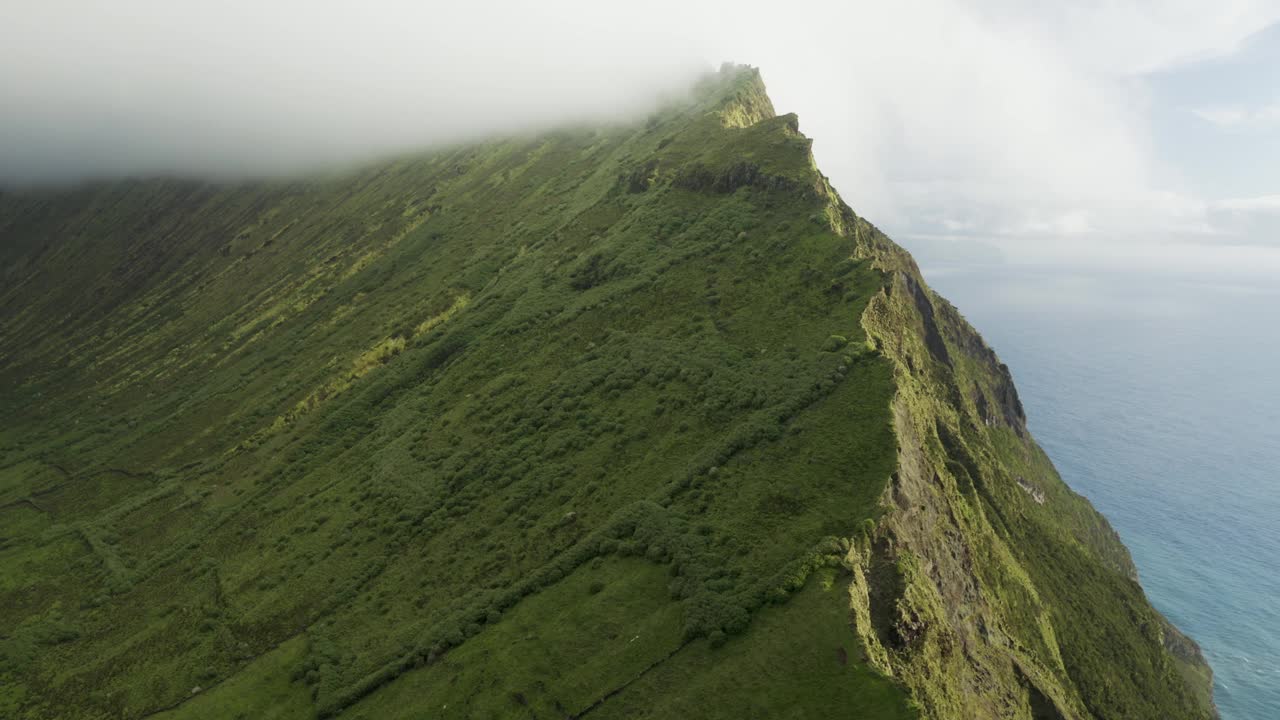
top-left (1, 2), bottom-right (708, 183)
top-left (3, 0), bottom-right (1279, 275)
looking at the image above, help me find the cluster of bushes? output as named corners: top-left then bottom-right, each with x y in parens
top-left (301, 494), bottom-right (859, 717)
top-left (616, 159), bottom-right (659, 194)
top-left (672, 162), bottom-right (799, 195)
top-left (206, 168), bottom-right (891, 717)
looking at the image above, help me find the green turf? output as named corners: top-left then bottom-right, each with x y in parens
top-left (153, 636), bottom-right (313, 720)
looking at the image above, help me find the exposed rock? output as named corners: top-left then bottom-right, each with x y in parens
top-left (1016, 477), bottom-right (1047, 505)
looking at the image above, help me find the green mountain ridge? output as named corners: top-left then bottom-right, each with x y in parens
top-left (0, 65), bottom-right (1213, 719)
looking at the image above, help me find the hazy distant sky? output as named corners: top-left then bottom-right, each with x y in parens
top-left (3, 1), bottom-right (1278, 277)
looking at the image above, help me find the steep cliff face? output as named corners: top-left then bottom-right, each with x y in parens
top-left (840, 200), bottom-right (1215, 719)
top-left (0, 66), bottom-right (1211, 719)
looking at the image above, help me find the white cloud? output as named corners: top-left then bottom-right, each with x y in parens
top-left (1193, 107), bottom-right (1247, 126)
top-left (1203, 195), bottom-right (1280, 248)
top-left (980, 0), bottom-right (1280, 73)
top-left (1215, 195), bottom-right (1280, 212)
top-left (0, 1), bottom-right (709, 181)
top-left (1192, 103), bottom-right (1280, 129)
top-left (1010, 237), bottom-right (1280, 277)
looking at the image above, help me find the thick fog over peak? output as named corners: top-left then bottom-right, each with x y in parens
top-left (3, 0), bottom-right (1279, 279)
top-left (1, 2), bottom-right (707, 183)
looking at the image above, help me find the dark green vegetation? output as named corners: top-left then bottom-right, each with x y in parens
top-left (0, 66), bottom-right (1213, 719)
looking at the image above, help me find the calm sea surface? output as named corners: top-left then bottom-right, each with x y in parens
top-left (922, 264), bottom-right (1280, 720)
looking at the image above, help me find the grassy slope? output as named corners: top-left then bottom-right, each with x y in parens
top-left (0, 68), bottom-right (911, 719)
top-left (0, 66), bottom-right (1212, 719)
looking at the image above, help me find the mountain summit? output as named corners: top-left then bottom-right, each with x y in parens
top-left (0, 65), bottom-right (1212, 719)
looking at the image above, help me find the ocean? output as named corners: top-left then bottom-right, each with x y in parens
top-left (921, 263), bottom-right (1280, 719)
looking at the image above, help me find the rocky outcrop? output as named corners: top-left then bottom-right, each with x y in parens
top-left (813, 169), bottom-right (1215, 718)
top-left (713, 64), bottom-right (777, 128)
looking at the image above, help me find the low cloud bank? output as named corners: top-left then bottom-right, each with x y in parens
top-left (3, 1), bottom-right (1278, 275)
